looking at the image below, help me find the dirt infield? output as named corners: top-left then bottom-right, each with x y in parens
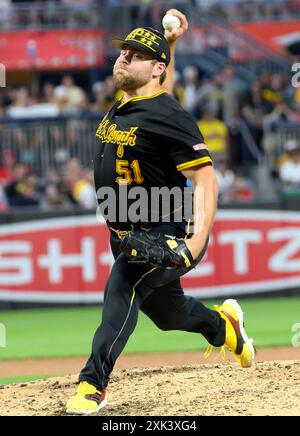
top-left (0, 346), bottom-right (299, 378)
top-left (0, 360), bottom-right (299, 416)
top-left (0, 348), bottom-right (299, 416)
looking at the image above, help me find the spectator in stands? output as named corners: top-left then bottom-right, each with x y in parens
top-left (197, 75), bottom-right (215, 112)
top-left (41, 82), bottom-right (56, 104)
top-left (292, 102), bottom-right (300, 122)
top-left (3, 0), bottom-right (300, 31)
top-left (91, 81), bottom-right (106, 113)
top-left (91, 75), bottom-right (121, 113)
top-left (200, 71), bottom-right (223, 120)
top-left (41, 167), bottom-right (68, 202)
top-left (199, 66), bottom-right (242, 128)
top-left (222, 64), bottom-right (241, 127)
top-left (64, 158), bottom-right (96, 209)
top-left (263, 100), bottom-right (296, 126)
top-left (278, 138), bottom-right (298, 166)
top-left (295, 85), bottom-right (300, 106)
top-left (6, 86), bottom-right (32, 118)
top-left (182, 65), bottom-right (199, 115)
top-left (127, 0), bottom-right (162, 29)
top-left (5, 166), bottom-right (40, 207)
top-left (241, 79), bottom-right (272, 151)
top-left (225, 174), bottom-right (256, 202)
top-left (41, 184), bottom-right (71, 211)
top-left (0, 88), bottom-right (11, 119)
top-left (197, 107), bottom-right (228, 158)
top-left (215, 157), bottom-right (236, 204)
top-left (0, 150), bottom-right (17, 185)
top-left (105, 75), bottom-right (123, 105)
top-left (4, 83), bottom-right (59, 120)
top-left (45, 167), bottom-right (63, 187)
top-left (4, 162), bottom-right (26, 203)
top-left (39, 167), bottom-right (70, 211)
top-left (173, 70), bottom-right (185, 106)
top-left (279, 139), bottom-right (300, 188)
top-left (261, 73), bottom-right (286, 110)
top-left (54, 75), bottom-right (86, 115)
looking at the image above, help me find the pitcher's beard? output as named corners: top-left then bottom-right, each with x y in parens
top-left (113, 69), bottom-right (150, 91)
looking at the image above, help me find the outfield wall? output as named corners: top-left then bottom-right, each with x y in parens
top-left (1, 205), bottom-right (300, 304)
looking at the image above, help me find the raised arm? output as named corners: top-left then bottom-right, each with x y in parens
top-left (162, 9), bottom-right (189, 95)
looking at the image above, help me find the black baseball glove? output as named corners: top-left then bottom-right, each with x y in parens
top-left (120, 230), bottom-right (194, 269)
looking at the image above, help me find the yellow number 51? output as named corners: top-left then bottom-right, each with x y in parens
top-left (116, 160), bottom-right (144, 185)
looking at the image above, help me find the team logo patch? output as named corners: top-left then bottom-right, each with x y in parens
top-left (96, 113), bottom-right (139, 158)
top-left (193, 143), bottom-right (208, 151)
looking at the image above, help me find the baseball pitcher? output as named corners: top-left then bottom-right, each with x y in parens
top-left (66, 9), bottom-right (255, 415)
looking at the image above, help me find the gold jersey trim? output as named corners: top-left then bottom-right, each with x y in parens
top-left (176, 156), bottom-right (213, 171)
top-left (117, 90), bottom-right (167, 109)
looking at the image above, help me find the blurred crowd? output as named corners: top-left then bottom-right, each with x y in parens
top-left (126, 0), bottom-right (300, 29)
top-left (0, 152), bottom-right (96, 211)
top-left (177, 65), bottom-right (300, 161)
top-left (0, 74), bottom-right (118, 119)
top-left (176, 65), bottom-right (300, 202)
top-left (1, 0), bottom-right (300, 30)
top-left (192, 0), bottom-right (300, 22)
top-left (1, 63), bottom-right (300, 210)
top-left (0, 0), bottom-right (100, 29)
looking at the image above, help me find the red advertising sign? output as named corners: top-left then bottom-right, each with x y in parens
top-left (186, 211), bottom-right (300, 297)
top-left (0, 29), bottom-right (106, 71)
top-left (0, 211), bottom-right (300, 303)
top-left (180, 21), bottom-right (300, 61)
top-left (234, 21), bottom-right (300, 55)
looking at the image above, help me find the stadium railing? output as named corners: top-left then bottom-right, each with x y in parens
top-left (0, 114), bottom-right (288, 202)
top-left (265, 121), bottom-right (300, 161)
top-left (0, 114), bottom-right (262, 168)
top-left (0, 115), bottom-right (101, 175)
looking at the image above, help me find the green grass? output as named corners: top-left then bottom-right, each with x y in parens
top-left (0, 297), bottom-right (299, 362)
top-left (0, 375), bottom-right (54, 385)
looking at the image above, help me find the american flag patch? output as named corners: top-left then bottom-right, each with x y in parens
top-left (193, 143), bottom-right (207, 151)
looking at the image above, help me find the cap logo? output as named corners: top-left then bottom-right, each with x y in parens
top-left (161, 53), bottom-right (166, 59)
top-left (126, 28), bottom-right (161, 54)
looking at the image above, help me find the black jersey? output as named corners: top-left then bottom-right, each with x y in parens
top-left (94, 90), bottom-right (212, 229)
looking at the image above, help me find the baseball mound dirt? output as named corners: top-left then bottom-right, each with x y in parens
top-left (0, 360), bottom-right (299, 416)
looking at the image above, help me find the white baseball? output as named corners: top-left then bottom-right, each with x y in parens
top-left (162, 14), bottom-right (181, 32)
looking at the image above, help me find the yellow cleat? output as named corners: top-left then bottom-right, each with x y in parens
top-left (214, 299), bottom-right (255, 368)
top-left (66, 381), bottom-right (108, 415)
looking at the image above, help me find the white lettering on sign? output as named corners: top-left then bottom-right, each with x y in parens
top-left (38, 238), bottom-right (96, 284)
top-left (99, 250), bottom-right (114, 269)
top-left (268, 228), bottom-right (300, 273)
top-left (219, 230), bottom-right (262, 275)
top-left (0, 242), bottom-right (32, 285)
